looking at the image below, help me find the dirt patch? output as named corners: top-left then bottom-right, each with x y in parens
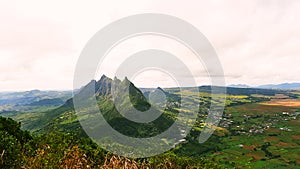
top-left (243, 145), bottom-right (256, 151)
top-left (265, 128), bottom-right (280, 133)
top-left (292, 135), bottom-right (300, 140)
top-left (275, 142), bottom-right (293, 147)
top-left (246, 152), bottom-right (265, 162)
top-left (264, 136), bottom-right (279, 142)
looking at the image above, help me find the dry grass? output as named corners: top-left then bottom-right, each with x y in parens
top-left (100, 155), bottom-right (144, 169)
top-left (59, 146), bottom-right (90, 169)
top-left (260, 99), bottom-right (300, 107)
top-left (23, 145), bottom-right (206, 169)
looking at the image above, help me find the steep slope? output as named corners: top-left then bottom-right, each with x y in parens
top-left (42, 75), bottom-right (176, 138)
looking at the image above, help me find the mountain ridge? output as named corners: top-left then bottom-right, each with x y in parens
top-left (42, 75), bottom-right (175, 138)
top-left (257, 82), bottom-right (300, 89)
top-left (227, 83), bottom-right (300, 89)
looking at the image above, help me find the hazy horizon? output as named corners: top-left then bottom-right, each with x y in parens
top-left (1, 73), bottom-right (300, 93)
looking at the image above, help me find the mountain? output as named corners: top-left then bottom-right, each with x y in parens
top-left (227, 83), bottom-right (300, 90)
top-left (227, 84), bottom-right (250, 88)
top-left (42, 75), bottom-right (176, 138)
top-left (198, 86), bottom-right (292, 97)
top-left (257, 83), bottom-right (300, 89)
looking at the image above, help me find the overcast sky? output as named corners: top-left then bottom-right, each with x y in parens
top-left (0, 0), bottom-right (300, 91)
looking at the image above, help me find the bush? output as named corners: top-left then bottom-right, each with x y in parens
top-left (0, 116), bottom-right (31, 168)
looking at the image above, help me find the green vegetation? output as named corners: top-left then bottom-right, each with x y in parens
top-left (0, 116), bottom-right (224, 169)
top-left (1, 76), bottom-right (300, 168)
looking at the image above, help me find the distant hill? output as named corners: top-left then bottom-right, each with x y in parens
top-left (199, 86), bottom-right (286, 96)
top-left (227, 84), bottom-right (250, 88)
top-left (143, 85), bottom-right (292, 97)
top-left (227, 83), bottom-right (300, 90)
top-left (0, 90), bottom-right (72, 106)
top-left (257, 83), bottom-right (300, 89)
top-left (27, 98), bottom-right (64, 106)
top-left (0, 90), bottom-right (72, 113)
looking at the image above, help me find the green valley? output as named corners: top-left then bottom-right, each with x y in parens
top-left (0, 76), bottom-right (299, 168)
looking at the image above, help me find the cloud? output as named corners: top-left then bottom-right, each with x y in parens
top-left (0, 0), bottom-right (300, 91)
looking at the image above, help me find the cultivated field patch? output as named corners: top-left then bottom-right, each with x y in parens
top-left (260, 99), bottom-right (300, 107)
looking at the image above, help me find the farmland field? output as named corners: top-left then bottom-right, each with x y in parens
top-left (260, 99), bottom-right (300, 107)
